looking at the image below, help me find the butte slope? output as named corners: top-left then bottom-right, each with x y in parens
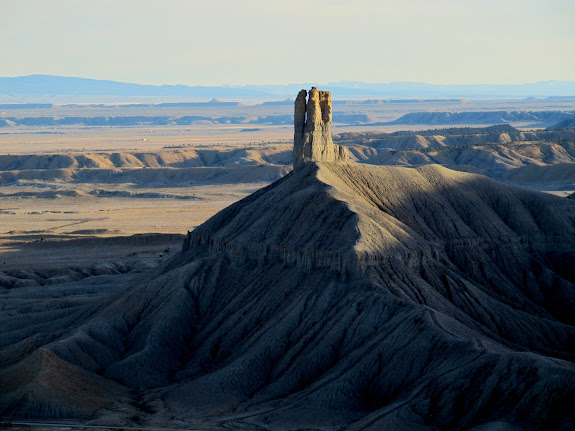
top-left (1, 161), bottom-right (575, 431)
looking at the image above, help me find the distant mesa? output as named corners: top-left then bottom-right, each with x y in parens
top-left (260, 98), bottom-right (293, 106)
top-left (293, 87), bottom-right (349, 168)
top-left (0, 103), bottom-right (53, 109)
top-left (387, 110), bottom-right (575, 126)
top-left (156, 99), bottom-right (242, 107)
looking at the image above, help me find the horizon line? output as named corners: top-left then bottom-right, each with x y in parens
top-left (2, 74), bottom-right (575, 88)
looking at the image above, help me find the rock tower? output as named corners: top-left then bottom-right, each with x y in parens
top-left (293, 87), bottom-right (349, 169)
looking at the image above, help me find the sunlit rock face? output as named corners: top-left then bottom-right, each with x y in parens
top-left (293, 87), bottom-right (349, 169)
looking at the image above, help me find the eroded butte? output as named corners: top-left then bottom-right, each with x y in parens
top-left (1, 90), bottom-right (574, 431)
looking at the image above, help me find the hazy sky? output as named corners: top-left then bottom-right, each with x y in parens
top-left (1, 0), bottom-right (574, 85)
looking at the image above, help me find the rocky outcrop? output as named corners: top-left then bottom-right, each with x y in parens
top-left (3, 91), bottom-right (575, 430)
top-left (293, 87), bottom-right (349, 169)
top-left (3, 162), bottom-right (575, 430)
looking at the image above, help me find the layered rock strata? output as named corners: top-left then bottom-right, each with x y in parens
top-left (293, 87), bottom-right (349, 168)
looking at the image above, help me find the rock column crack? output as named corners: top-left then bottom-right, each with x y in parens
top-left (293, 87), bottom-right (349, 169)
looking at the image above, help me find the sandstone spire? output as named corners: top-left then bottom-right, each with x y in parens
top-left (293, 87), bottom-right (349, 169)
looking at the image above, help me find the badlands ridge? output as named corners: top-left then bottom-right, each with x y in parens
top-left (1, 89), bottom-right (574, 430)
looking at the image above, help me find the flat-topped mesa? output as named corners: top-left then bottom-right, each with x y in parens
top-left (293, 87), bottom-right (349, 169)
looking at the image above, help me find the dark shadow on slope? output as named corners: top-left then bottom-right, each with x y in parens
top-left (1, 163), bottom-right (575, 431)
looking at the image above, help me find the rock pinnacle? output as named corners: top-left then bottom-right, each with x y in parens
top-left (293, 87), bottom-right (349, 169)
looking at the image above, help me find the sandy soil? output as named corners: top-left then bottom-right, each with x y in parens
top-left (0, 183), bottom-right (263, 235)
top-left (0, 183), bottom-right (266, 272)
top-left (0, 124), bottom-right (293, 154)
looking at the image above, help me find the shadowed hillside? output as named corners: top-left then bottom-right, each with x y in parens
top-left (1, 161), bottom-right (575, 430)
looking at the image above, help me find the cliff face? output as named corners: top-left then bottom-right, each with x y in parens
top-left (293, 87), bottom-right (349, 168)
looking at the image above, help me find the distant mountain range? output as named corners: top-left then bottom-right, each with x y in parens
top-left (1, 75), bottom-right (575, 101)
top-left (386, 110), bottom-right (575, 126)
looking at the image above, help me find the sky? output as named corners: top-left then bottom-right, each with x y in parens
top-left (1, 0), bottom-right (574, 86)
